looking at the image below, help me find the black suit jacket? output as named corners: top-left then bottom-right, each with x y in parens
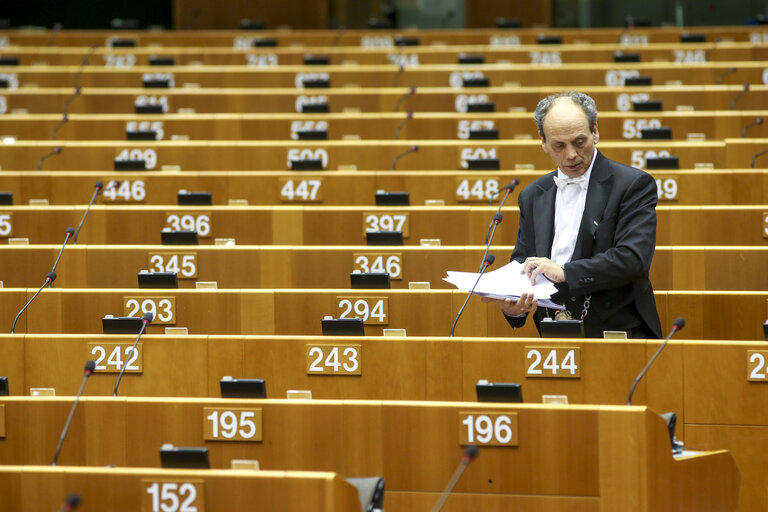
top-left (506, 150), bottom-right (663, 339)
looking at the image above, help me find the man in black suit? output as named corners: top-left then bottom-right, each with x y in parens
top-left (483, 91), bottom-right (662, 339)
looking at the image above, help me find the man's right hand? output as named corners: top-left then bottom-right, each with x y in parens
top-left (481, 292), bottom-right (538, 317)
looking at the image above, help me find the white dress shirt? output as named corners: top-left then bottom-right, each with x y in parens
top-left (550, 148), bottom-right (597, 266)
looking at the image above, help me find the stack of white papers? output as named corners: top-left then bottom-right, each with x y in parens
top-left (443, 260), bottom-right (566, 310)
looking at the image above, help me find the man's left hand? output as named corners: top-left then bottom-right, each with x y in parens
top-left (522, 256), bottom-right (565, 284)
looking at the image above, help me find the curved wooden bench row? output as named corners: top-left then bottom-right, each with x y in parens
top-left (0, 244), bottom-right (765, 292)
top-left (3, 85), bottom-right (766, 114)
top-left (0, 287), bottom-right (765, 340)
top-left (3, 110), bottom-right (767, 141)
top-left (0, 204), bottom-right (765, 246)
top-left (1, 169), bottom-right (765, 206)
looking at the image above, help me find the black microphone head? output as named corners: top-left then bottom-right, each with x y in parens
top-left (65, 227), bottom-right (75, 236)
top-left (484, 254), bottom-right (495, 266)
top-left (84, 360), bottom-right (96, 374)
top-left (94, 180), bottom-right (104, 191)
top-left (64, 493), bottom-right (82, 510)
top-left (411, 145), bottom-right (419, 152)
top-left (492, 212), bottom-right (503, 224)
top-left (673, 317), bottom-right (686, 331)
top-left (757, 117), bottom-right (764, 125)
top-left (109, 180), bottom-right (121, 189)
top-left (53, 146), bottom-right (62, 154)
top-left (142, 312), bottom-right (154, 323)
top-left (46, 271), bottom-right (57, 282)
top-left (506, 178), bottom-right (520, 191)
top-left (463, 445), bottom-right (479, 462)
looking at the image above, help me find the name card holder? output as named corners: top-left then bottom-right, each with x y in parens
top-left (537, 35), bottom-right (562, 44)
top-left (301, 103), bottom-right (330, 113)
top-left (350, 272), bottom-right (391, 289)
top-left (321, 317), bottom-right (365, 336)
top-left (458, 54), bottom-right (484, 64)
top-left (462, 77), bottom-right (490, 87)
top-left (633, 100), bottom-right (663, 112)
top-left (138, 270), bottom-right (178, 289)
top-left (143, 78), bottom-right (171, 88)
top-left (126, 130), bottom-right (157, 141)
top-left (114, 159), bottom-right (146, 171)
top-left (613, 52), bottom-right (641, 63)
top-left (366, 231), bottom-right (403, 246)
top-left (304, 55), bottom-right (330, 65)
top-left (302, 78), bottom-right (331, 89)
top-left (161, 229), bottom-right (199, 245)
top-left (394, 36), bottom-right (419, 46)
top-left (0, 80), bottom-right (9, 89)
top-left (476, 380), bottom-right (523, 403)
top-left (102, 315), bottom-right (144, 334)
top-left (290, 159), bottom-right (324, 171)
top-left (135, 104), bottom-right (164, 114)
top-left (466, 158), bottom-right (500, 170)
top-left (0, 57), bottom-right (19, 66)
top-left (375, 191), bottom-right (410, 206)
top-left (252, 38), bottom-right (278, 47)
top-left (177, 191), bottom-right (213, 206)
top-left (640, 127), bottom-right (673, 140)
top-left (109, 39), bottom-right (136, 48)
top-left (220, 377), bottom-right (267, 398)
top-left (0, 192), bottom-right (11, 205)
top-left (646, 156), bottom-right (679, 170)
top-left (624, 76), bottom-right (653, 86)
top-left (539, 318), bottom-right (585, 338)
top-left (149, 56), bottom-right (175, 66)
top-left (160, 444), bottom-right (210, 469)
top-left (297, 130), bottom-right (328, 140)
top-left (0, 377), bottom-right (8, 396)
top-left (467, 102), bottom-right (495, 113)
top-left (468, 129), bottom-right (499, 140)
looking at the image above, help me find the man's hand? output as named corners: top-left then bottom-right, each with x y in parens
top-left (522, 256), bottom-right (565, 284)
top-left (481, 292), bottom-right (538, 317)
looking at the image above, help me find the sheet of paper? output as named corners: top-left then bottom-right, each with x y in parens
top-left (443, 260), bottom-right (566, 310)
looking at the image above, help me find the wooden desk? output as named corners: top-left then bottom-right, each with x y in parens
top-left (0, 398), bottom-right (740, 511)
top-left (0, 465), bottom-right (361, 512)
top-left (1, 25), bottom-right (766, 46)
top-left (4, 85), bottom-right (768, 114)
top-left (2, 42), bottom-right (766, 66)
top-left (0, 139), bottom-right (727, 171)
top-left (2, 288), bottom-right (766, 340)
top-left (0, 244), bottom-right (766, 291)
top-left (0, 204), bottom-right (765, 246)
top-left (6, 61), bottom-right (768, 89)
top-left (1, 169), bottom-right (766, 206)
top-left (3, 111), bottom-right (768, 141)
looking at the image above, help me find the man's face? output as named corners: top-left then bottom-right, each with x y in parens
top-left (540, 99), bottom-right (599, 178)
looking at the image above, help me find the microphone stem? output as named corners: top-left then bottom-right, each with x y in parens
top-left (52, 373), bottom-right (90, 466)
top-left (432, 459), bottom-right (469, 512)
top-left (450, 263), bottom-right (490, 337)
top-left (479, 222), bottom-right (499, 272)
top-left (113, 322), bottom-right (147, 397)
top-left (10, 277), bottom-right (50, 333)
top-left (73, 191), bottom-right (99, 244)
top-left (626, 328), bottom-right (676, 405)
top-left (49, 234), bottom-right (72, 283)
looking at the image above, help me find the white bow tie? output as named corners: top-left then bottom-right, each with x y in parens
top-left (553, 175), bottom-right (586, 190)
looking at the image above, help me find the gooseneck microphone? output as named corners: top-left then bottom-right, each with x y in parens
top-left (394, 111), bottom-right (413, 140)
top-left (393, 85), bottom-right (416, 112)
top-left (730, 82), bottom-right (750, 110)
top-left (58, 493), bottom-right (82, 512)
top-left (73, 181), bottom-right (103, 244)
top-left (52, 360), bottom-right (96, 466)
top-left (751, 148), bottom-right (768, 169)
top-left (488, 178), bottom-right (520, 209)
top-left (113, 312), bottom-right (153, 397)
top-left (49, 227), bottom-right (75, 283)
top-left (742, 117), bottom-right (764, 138)
top-left (626, 317), bottom-right (685, 406)
top-left (432, 445), bottom-right (480, 512)
top-left (479, 213), bottom-right (502, 272)
top-left (10, 271), bottom-right (56, 333)
top-left (450, 254), bottom-right (494, 337)
top-left (391, 145), bottom-right (418, 170)
top-left (37, 146), bottom-right (62, 171)
top-left (716, 66), bottom-right (736, 85)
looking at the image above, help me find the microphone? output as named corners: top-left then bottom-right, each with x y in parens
top-left (479, 212), bottom-right (502, 272)
top-left (730, 82), bottom-right (749, 110)
top-left (49, 227), bottom-right (75, 283)
top-left (49, 44), bottom-right (97, 141)
top-left (450, 254), bottom-right (495, 337)
top-left (716, 66), bottom-right (736, 85)
top-left (431, 445), bottom-right (479, 512)
top-left (112, 312), bottom-right (153, 397)
top-left (394, 111), bottom-right (413, 140)
top-left (10, 271), bottom-right (56, 333)
top-left (391, 145), bottom-right (418, 171)
top-left (742, 117), bottom-right (764, 138)
top-left (487, 178), bottom-right (520, 208)
top-left (751, 148), bottom-right (768, 168)
top-left (393, 85), bottom-right (416, 112)
top-left (73, 181), bottom-right (103, 244)
top-left (52, 360), bottom-right (96, 466)
top-left (626, 317), bottom-right (685, 406)
top-left (37, 146), bottom-right (62, 171)
top-left (58, 493), bottom-right (82, 512)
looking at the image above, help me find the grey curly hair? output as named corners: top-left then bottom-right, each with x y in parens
top-left (534, 91), bottom-right (598, 141)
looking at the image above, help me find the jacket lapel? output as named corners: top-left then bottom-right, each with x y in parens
top-left (532, 173), bottom-right (557, 257)
top-left (572, 151), bottom-right (613, 260)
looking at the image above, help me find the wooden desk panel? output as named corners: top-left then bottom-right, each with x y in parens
top-left (7, 62), bottom-right (768, 89)
top-left (0, 466), bottom-right (362, 512)
top-left (5, 85), bottom-right (768, 115)
top-left (1, 140), bottom-right (726, 171)
top-left (1, 169), bottom-right (766, 207)
top-left (4, 111), bottom-right (768, 142)
top-left (2, 288), bottom-right (765, 340)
